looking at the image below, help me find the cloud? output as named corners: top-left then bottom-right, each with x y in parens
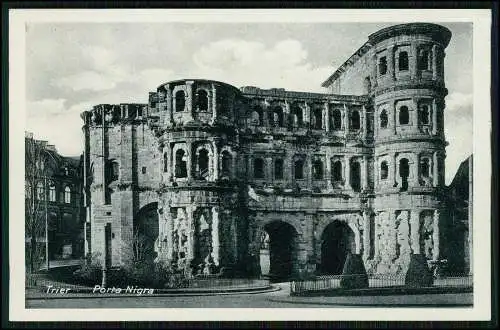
top-left (192, 39), bottom-right (330, 92)
top-left (445, 92), bottom-right (473, 114)
top-left (53, 71), bottom-right (120, 92)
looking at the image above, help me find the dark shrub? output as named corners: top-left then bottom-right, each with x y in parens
top-left (72, 252), bottom-right (102, 286)
top-left (340, 253), bottom-right (369, 289)
top-left (121, 260), bottom-right (188, 289)
top-left (405, 254), bottom-right (434, 287)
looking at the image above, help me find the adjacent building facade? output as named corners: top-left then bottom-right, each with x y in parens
top-left (81, 23), bottom-right (467, 278)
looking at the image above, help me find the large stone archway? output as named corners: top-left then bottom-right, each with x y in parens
top-left (319, 220), bottom-right (356, 274)
top-left (133, 202), bottom-right (159, 262)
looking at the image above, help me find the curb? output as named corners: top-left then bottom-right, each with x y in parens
top-left (291, 286), bottom-right (473, 297)
top-left (26, 285), bottom-right (280, 300)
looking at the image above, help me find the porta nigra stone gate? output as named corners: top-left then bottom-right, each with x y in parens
top-left (81, 23), bottom-right (457, 279)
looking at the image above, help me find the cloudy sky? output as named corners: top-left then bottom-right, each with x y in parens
top-left (25, 21), bottom-right (473, 184)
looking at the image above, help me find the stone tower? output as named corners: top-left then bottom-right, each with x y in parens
top-left (367, 23), bottom-right (451, 273)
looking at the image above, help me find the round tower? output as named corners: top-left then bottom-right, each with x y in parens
top-left (369, 23), bottom-right (452, 274)
top-left (154, 79), bottom-right (245, 276)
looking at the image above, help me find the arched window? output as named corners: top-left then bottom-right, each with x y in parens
top-left (271, 107), bottom-right (284, 127)
top-left (49, 183), bottom-right (56, 202)
top-left (294, 158), bottom-right (304, 180)
top-left (106, 160), bottom-right (119, 183)
top-left (251, 111), bottom-right (260, 125)
top-left (274, 159), bottom-right (283, 180)
top-left (291, 105), bottom-right (303, 127)
top-left (64, 186), bottom-right (71, 204)
top-left (332, 160), bottom-right (342, 182)
top-left (332, 109), bottom-right (342, 130)
top-left (399, 158), bottom-right (409, 191)
top-left (312, 108), bottom-right (322, 130)
top-left (418, 49), bottom-right (430, 71)
top-left (197, 90), bottom-right (208, 111)
top-left (380, 161), bottom-right (388, 180)
top-left (350, 110), bottom-right (360, 130)
top-left (197, 149), bottom-right (210, 180)
top-left (163, 153), bottom-right (168, 172)
top-left (399, 106), bottom-right (409, 125)
top-left (175, 149), bottom-right (187, 178)
top-left (398, 51), bottom-right (409, 71)
top-left (350, 161), bottom-right (361, 192)
top-left (420, 158), bottom-right (430, 178)
top-left (418, 105), bottom-right (430, 125)
top-left (379, 56), bottom-right (387, 75)
top-left (37, 181), bottom-right (44, 200)
top-left (254, 158), bottom-right (264, 179)
top-left (221, 151), bottom-right (232, 178)
top-left (175, 90), bottom-right (185, 112)
top-left (380, 109), bottom-right (388, 128)
top-left (312, 160), bottom-right (324, 180)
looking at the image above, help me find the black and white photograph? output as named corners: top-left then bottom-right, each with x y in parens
top-left (8, 8), bottom-right (492, 322)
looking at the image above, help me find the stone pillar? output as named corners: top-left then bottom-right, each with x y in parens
top-left (165, 84), bottom-right (173, 126)
top-left (413, 99), bottom-right (419, 126)
top-left (409, 42), bottom-right (418, 79)
top-left (186, 140), bottom-right (193, 181)
top-left (284, 100), bottom-right (290, 129)
top-left (325, 151), bottom-right (332, 189)
top-left (393, 153), bottom-right (399, 187)
top-left (266, 156), bottom-right (273, 181)
top-left (263, 100), bottom-right (270, 128)
top-left (362, 155), bottom-right (368, 190)
top-left (212, 140), bottom-right (219, 181)
top-left (393, 101), bottom-right (397, 135)
top-left (410, 210), bottom-right (420, 254)
top-left (432, 44), bottom-right (439, 80)
top-left (187, 206), bottom-right (195, 262)
top-left (432, 209), bottom-right (440, 261)
top-left (374, 213), bottom-right (380, 258)
top-left (344, 155), bottom-right (351, 189)
top-left (433, 151), bottom-right (439, 187)
top-left (324, 102), bottom-right (330, 132)
top-left (374, 106), bottom-right (379, 139)
top-left (304, 101), bottom-right (310, 126)
top-left (387, 45), bottom-right (395, 80)
top-left (166, 144), bottom-right (172, 183)
top-left (186, 81), bottom-right (194, 121)
top-left (306, 157), bottom-right (312, 188)
top-left (371, 54), bottom-right (378, 88)
top-left (432, 99), bottom-right (438, 135)
top-left (363, 211), bottom-right (371, 260)
top-left (344, 104), bottom-right (350, 133)
top-left (362, 105), bottom-right (367, 140)
top-left (211, 206), bottom-right (220, 266)
top-left (374, 157), bottom-right (379, 190)
top-left (211, 84), bottom-right (217, 123)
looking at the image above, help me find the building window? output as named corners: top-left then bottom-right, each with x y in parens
top-left (312, 159), bottom-right (324, 180)
top-left (197, 90), bottom-right (208, 111)
top-left (420, 158), bottom-right (430, 178)
top-left (251, 110), bottom-right (261, 126)
top-left (269, 106), bottom-right (284, 127)
top-left (418, 105), bottom-right (430, 125)
top-left (197, 149), bottom-right (209, 180)
top-left (142, 166), bottom-right (147, 174)
top-left (163, 153), bottom-right (168, 172)
top-left (37, 181), bottom-right (44, 200)
top-left (398, 51), bottom-right (409, 71)
top-left (417, 49), bottom-right (431, 71)
top-left (332, 109), bottom-right (342, 130)
top-left (254, 158), bottom-right (264, 179)
top-left (274, 159), bottom-right (283, 180)
top-left (175, 90), bottom-right (185, 112)
top-left (312, 108), bottom-right (322, 130)
top-left (294, 159), bottom-right (305, 180)
top-left (175, 149), bottom-right (187, 178)
top-left (332, 160), bottom-right (342, 182)
top-left (221, 151), bottom-right (232, 178)
top-left (49, 183), bottom-right (56, 202)
top-left (350, 110), bottom-right (360, 130)
top-left (291, 105), bottom-right (303, 127)
top-left (380, 161), bottom-right (388, 180)
top-left (350, 161), bottom-right (361, 192)
top-left (64, 186), bottom-right (71, 204)
top-left (399, 158), bottom-right (409, 191)
top-left (137, 107), bottom-right (143, 118)
top-left (399, 106), bottom-right (409, 125)
top-left (106, 160), bottom-right (119, 182)
top-left (380, 109), bottom-right (388, 128)
top-left (379, 56), bottom-right (387, 75)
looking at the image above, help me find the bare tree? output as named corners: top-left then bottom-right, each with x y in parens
top-left (25, 132), bottom-right (48, 274)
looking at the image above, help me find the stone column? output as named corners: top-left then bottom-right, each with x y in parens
top-left (374, 213), bottom-right (380, 258)
top-left (433, 151), bottom-right (439, 187)
top-left (266, 156), bottom-right (273, 181)
top-left (362, 105), bottom-right (367, 140)
top-left (409, 42), bottom-right (418, 79)
top-left (387, 45), bottom-right (395, 80)
top-left (371, 54), bottom-right (378, 87)
top-left (432, 44), bottom-right (439, 80)
top-left (324, 102), bottom-right (330, 132)
top-left (211, 84), bottom-right (217, 123)
top-left (186, 81), bottom-right (194, 121)
top-left (432, 209), bottom-right (440, 261)
top-left (362, 155), bottom-right (368, 190)
top-left (374, 106), bottom-right (379, 139)
top-left (432, 99), bottom-right (438, 135)
top-left (284, 100), bottom-right (290, 129)
top-left (363, 211), bottom-right (371, 260)
top-left (393, 153), bottom-right (399, 187)
top-left (304, 101), bottom-right (311, 126)
top-left (374, 157), bottom-right (379, 191)
top-left (263, 100), bottom-right (270, 128)
top-left (186, 140), bottom-right (193, 181)
top-left (393, 101), bottom-right (397, 135)
top-left (325, 151), bottom-right (332, 189)
top-left (344, 104), bottom-right (350, 133)
top-left (410, 210), bottom-right (420, 254)
top-left (344, 155), bottom-right (351, 189)
top-left (212, 140), bottom-right (219, 181)
top-left (165, 84), bottom-right (173, 126)
top-left (413, 99), bottom-right (419, 126)
top-left (166, 212), bottom-right (174, 262)
top-left (166, 143), bottom-right (172, 183)
top-left (211, 206), bottom-right (220, 266)
top-left (187, 206), bottom-right (195, 262)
